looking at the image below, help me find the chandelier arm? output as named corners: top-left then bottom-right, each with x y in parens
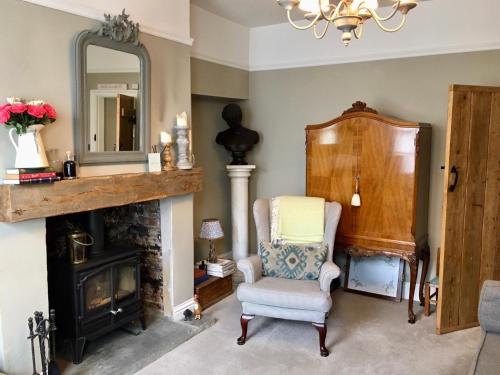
top-left (313, 20), bottom-right (331, 39)
top-left (353, 24), bottom-right (364, 39)
top-left (366, 0), bottom-right (401, 22)
top-left (371, 12), bottom-right (406, 32)
top-left (287, 9), bottom-right (320, 30)
top-left (320, 1), bottom-right (340, 22)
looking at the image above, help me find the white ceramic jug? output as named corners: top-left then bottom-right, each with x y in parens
top-left (9, 124), bottom-right (50, 169)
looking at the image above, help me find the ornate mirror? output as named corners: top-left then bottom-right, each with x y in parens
top-left (75, 10), bottom-right (150, 164)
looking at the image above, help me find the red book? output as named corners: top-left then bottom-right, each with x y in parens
top-left (19, 172), bottom-right (56, 180)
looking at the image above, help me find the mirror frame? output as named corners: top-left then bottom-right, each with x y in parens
top-left (75, 26), bottom-right (150, 165)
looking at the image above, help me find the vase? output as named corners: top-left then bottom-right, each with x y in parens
top-left (175, 126), bottom-right (192, 170)
top-left (8, 124), bottom-right (50, 169)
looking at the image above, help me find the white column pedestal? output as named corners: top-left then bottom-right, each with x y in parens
top-left (227, 165), bottom-right (256, 284)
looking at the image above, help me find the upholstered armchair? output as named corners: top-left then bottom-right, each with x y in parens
top-left (469, 280), bottom-right (500, 375)
top-left (236, 198), bottom-right (342, 356)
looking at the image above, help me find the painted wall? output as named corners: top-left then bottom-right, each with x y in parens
top-left (0, 220), bottom-right (47, 374)
top-left (246, 50), bottom-right (500, 281)
top-left (0, 0), bottom-right (192, 172)
top-left (0, 0), bottom-right (193, 372)
top-left (192, 95), bottom-right (245, 262)
top-left (250, 0), bottom-right (500, 71)
top-left (190, 55), bottom-right (250, 263)
top-left (192, 58), bottom-right (249, 99)
top-left (160, 194), bottom-right (195, 319)
top-left (190, 4), bottom-right (249, 70)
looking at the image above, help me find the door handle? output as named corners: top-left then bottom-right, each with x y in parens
top-left (110, 308), bottom-right (123, 316)
top-left (448, 166), bottom-right (459, 192)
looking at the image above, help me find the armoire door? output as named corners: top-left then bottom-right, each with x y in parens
top-left (437, 85), bottom-right (500, 334)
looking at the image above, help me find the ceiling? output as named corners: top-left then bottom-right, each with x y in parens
top-left (190, 0), bottom-right (428, 28)
top-left (191, 0), bottom-right (286, 27)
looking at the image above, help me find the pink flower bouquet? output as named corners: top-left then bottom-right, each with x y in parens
top-left (0, 97), bottom-right (57, 134)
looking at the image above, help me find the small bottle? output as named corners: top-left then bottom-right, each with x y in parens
top-left (63, 151), bottom-right (77, 180)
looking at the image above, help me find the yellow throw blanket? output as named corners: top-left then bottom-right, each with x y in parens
top-left (272, 196), bottom-right (325, 244)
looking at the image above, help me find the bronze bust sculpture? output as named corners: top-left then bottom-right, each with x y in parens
top-left (216, 104), bottom-right (259, 165)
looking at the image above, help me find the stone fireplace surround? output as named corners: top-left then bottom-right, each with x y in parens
top-left (0, 169), bottom-right (202, 374)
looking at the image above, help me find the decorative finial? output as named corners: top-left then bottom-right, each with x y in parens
top-left (97, 9), bottom-right (140, 45)
top-left (342, 101), bottom-right (378, 115)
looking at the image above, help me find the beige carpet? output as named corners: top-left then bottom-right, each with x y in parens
top-left (137, 290), bottom-right (481, 375)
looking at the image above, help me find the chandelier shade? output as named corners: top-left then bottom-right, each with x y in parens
top-left (277, 0), bottom-right (418, 45)
top-left (299, 0), bottom-right (330, 13)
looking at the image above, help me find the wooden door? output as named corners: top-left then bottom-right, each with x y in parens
top-left (116, 94), bottom-right (136, 151)
top-left (437, 85), bottom-right (500, 334)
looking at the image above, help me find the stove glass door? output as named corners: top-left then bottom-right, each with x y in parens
top-left (83, 268), bottom-right (112, 314)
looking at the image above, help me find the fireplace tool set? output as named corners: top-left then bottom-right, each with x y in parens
top-left (27, 309), bottom-right (61, 375)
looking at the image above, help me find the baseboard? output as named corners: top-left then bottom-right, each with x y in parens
top-left (172, 297), bottom-right (195, 321)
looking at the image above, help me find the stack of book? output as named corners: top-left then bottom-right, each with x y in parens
top-left (2, 168), bottom-right (61, 185)
top-left (194, 268), bottom-right (209, 286)
top-left (206, 259), bottom-right (236, 278)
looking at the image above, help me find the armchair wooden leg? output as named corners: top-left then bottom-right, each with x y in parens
top-left (237, 314), bottom-right (254, 345)
top-left (313, 323), bottom-right (329, 357)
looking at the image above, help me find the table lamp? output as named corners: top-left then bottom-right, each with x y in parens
top-left (199, 219), bottom-right (224, 263)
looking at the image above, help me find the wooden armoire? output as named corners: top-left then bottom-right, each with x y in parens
top-left (306, 102), bottom-right (432, 323)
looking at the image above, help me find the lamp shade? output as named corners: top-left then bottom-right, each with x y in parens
top-left (199, 219), bottom-right (224, 240)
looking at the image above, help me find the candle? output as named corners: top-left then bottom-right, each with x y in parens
top-left (160, 131), bottom-right (171, 144)
top-left (176, 112), bottom-right (188, 128)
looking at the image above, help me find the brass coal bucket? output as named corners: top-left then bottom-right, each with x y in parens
top-left (67, 232), bottom-right (94, 264)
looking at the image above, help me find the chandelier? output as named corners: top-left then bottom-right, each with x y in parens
top-left (276, 0), bottom-right (418, 46)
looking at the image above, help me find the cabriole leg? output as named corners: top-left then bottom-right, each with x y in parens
top-left (313, 323), bottom-right (329, 357)
top-left (408, 256), bottom-right (418, 324)
top-left (237, 314), bottom-right (254, 345)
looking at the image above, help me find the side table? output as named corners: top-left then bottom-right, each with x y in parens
top-left (195, 275), bottom-right (233, 310)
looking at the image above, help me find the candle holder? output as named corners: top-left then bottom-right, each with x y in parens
top-left (175, 126), bottom-right (192, 170)
top-left (162, 142), bottom-right (176, 171)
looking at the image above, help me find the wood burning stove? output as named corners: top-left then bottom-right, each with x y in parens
top-left (47, 206), bottom-right (147, 364)
top-left (49, 247), bottom-right (145, 364)
top-left (47, 219), bottom-right (146, 364)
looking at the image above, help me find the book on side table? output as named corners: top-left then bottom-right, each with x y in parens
top-left (205, 259), bottom-right (236, 278)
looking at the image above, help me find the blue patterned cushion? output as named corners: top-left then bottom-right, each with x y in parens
top-left (258, 241), bottom-right (327, 280)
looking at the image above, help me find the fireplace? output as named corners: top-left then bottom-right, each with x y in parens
top-left (0, 170), bottom-right (201, 374)
top-left (46, 201), bottom-right (162, 364)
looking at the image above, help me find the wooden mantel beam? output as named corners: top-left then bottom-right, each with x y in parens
top-left (0, 168), bottom-right (203, 223)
